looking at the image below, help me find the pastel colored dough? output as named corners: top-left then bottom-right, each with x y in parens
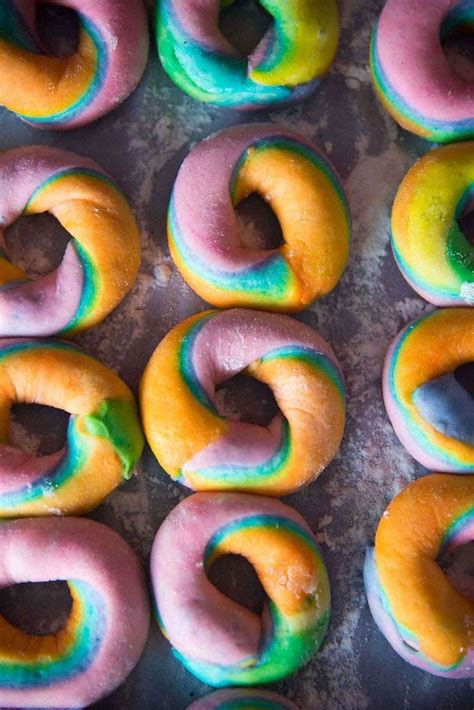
top-left (140, 309), bottom-right (345, 496)
top-left (169, 124), bottom-right (351, 312)
top-left (371, 0), bottom-right (474, 142)
top-left (364, 474), bottom-right (474, 678)
top-left (188, 688), bottom-right (299, 709)
top-left (156, 0), bottom-right (339, 109)
top-left (0, 338), bottom-right (144, 518)
top-left (0, 517), bottom-right (150, 707)
top-left (392, 143), bottom-right (474, 306)
top-left (383, 308), bottom-right (474, 472)
top-left (0, 146), bottom-right (141, 337)
top-left (0, 0), bottom-right (149, 129)
top-left (151, 492), bottom-right (330, 686)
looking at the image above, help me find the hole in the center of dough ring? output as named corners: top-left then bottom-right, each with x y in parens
top-left (438, 540), bottom-right (474, 603)
top-left (0, 581), bottom-right (73, 636)
top-left (219, 0), bottom-right (273, 57)
top-left (207, 554), bottom-right (266, 615)
top-left (10, 404), bottom-right (70, 457)
top-left (235, 193), bottom-right (284, 251)
top-left (441, 13), bottom-right (474, 82)
top-left (5, 212), bottom-right (72, 279)
top-left (36, 4), bottom-right (80, 58)
top-left (458, 209), bottom-right (474, 247)
top-left (215, 374), bottom-right (279, 426)
top-left (454, 361), bottom-right (474, 398)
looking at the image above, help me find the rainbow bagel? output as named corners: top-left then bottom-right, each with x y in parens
top-left (140, 309), bottom-right (345, 496)
top-left (0, 517), bottom-right (149, 707)
top-left (0, 338), bottom-right (144, 518)
top-left (156, 1), bottom-right (339, 109)
top-left (0, 146), bottom-right (141, 337)
top-left (364, 474), bottom-right (474, 678)
top-left (392, 143), bottom-right (474, 306)
top-left (383, 308), bottom-right (474, 472)
top-left (188, 688), bottom-right (298, 710)
top-left (169, 124), bottom-right (351, 312)
top-left (371, 0), bottom-right (474, 142)
top-left (151, 492), bottom-right (330, 686)
top-left (0, 0), bottom-right (149, 129)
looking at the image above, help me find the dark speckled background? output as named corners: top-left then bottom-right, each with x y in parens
top-left (0, 1), bottom-right (473, 708)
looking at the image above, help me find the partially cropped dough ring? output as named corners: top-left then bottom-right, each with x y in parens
top-left (371, 0), bottom-right (474, 142)
top-left (151, 492), bottom-right (330, 686)
top-left (383, 308), bottom-right (474, 472)
top-left (0, 146), bottom-right (141, 337)
top-left (140, 309), bottom-right (345, 496)
top-left (169, 124), bottom-right (351, 311)
top-left (188, 689), bottom-right (299, 709)
top-left (0, 517), bottom-right (150, 708)
top-left (392, 143), bottom-right (474, 306)
top-left (364, 474), bottom-right (474, 678)
top-left (156, 1), bottom-right (340, 109)
top-left (0, 338), bottom-right (144, 518)
top-left (0, 0), bottom-right (149, 129)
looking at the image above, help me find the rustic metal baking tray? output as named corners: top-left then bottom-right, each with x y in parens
top-left (0, 1), bottom-right (472, 708)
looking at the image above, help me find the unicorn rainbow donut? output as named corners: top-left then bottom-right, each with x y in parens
top-left (156, 0), bottom-right (340, 109)
top-left (0, 0), bottom-right (149, 129)
top-left (364, 474), bottom-right (474, 678)
top-left (151, 492), bottom-right (331, 686)
top-left (188, 688), bottom-right (299, 709)
top-left (371, 0), bottom-right (474, 142)
top-left (392, 142), bottom-right (474, 306)
top-left (169, 124), bottom-right (351, 312)
top-left (0, 146), bottom-right (141, 337)
top-left (140, 309), bottom-right (346, 496)
top-left (0, 338), bottom-right (144, 518)
top-left (383, 308), bottom-right (474, 472)
top-left (0, 517), bottom-right (150, 707)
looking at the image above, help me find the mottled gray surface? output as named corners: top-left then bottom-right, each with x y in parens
top-left (0, 1), bottom-right (473, 709)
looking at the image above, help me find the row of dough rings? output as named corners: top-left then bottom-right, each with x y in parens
top-left (11, 479), bottom-right (471, 696)
top-left (366, 312), bottom-right (474, 676)
top-left (366, 135), bottom-right (474, 675)
top-left (0, 494), bottom-right (325, 706)
top-left (135, 49), bottom-right (347, 687)
top-left (371, 9), bottom-right (473, 664)
top-left (0, 1), bottom-right (341, 127)
top-left (0, 309), bottom-right (346, 517)
top-left (0, 14), bottom-right (154, 691)
top-left (2, 1), bottom-right (472, 140)
top-left (0, 123), bottom-right (351, 339)
top-left (368, 0), bottom-right (474, 665)
top-left (366, 139), bottom-right (474, 672)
